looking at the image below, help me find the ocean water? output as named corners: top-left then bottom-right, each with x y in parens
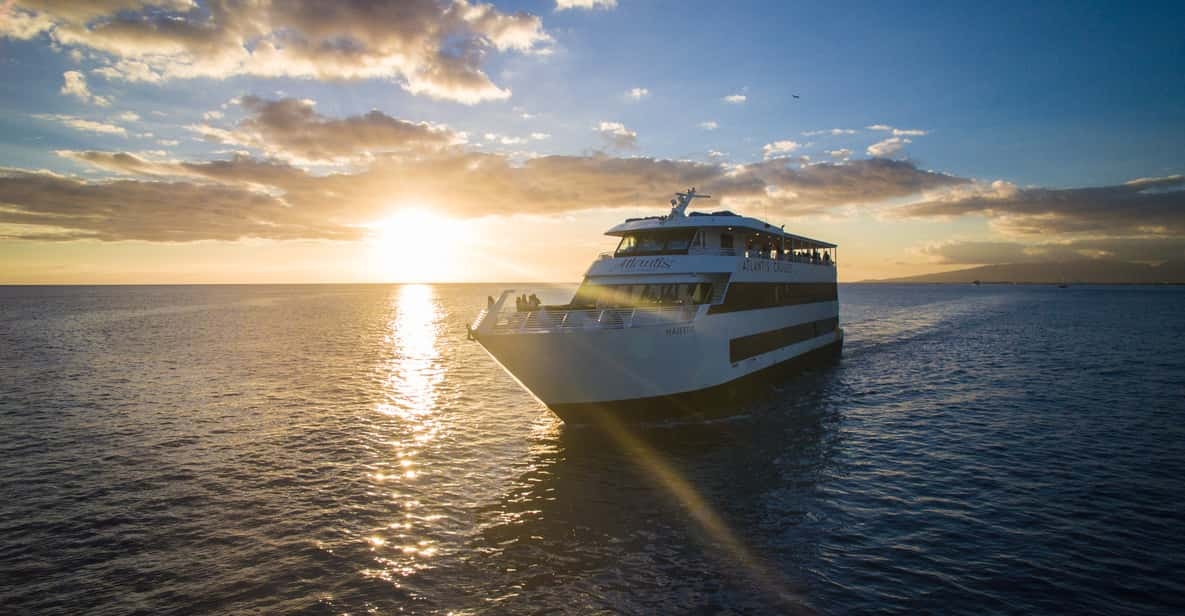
top-left (1, 283), bottom-right (1183, 615)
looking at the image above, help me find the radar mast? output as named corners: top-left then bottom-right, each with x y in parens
top-left (667, 187), bottom-right (711, 220)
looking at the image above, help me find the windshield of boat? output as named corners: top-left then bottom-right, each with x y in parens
top-left (614, 229), bottom-right (697, 257)
top-left (569, 282), bottom-right (713, 308)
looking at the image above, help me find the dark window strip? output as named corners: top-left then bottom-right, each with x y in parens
top-left (709, 282), bottom-right (837, 314)
top-left (729, 317), bottom-right (839, 363)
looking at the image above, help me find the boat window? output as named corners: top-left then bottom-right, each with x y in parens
top-left (637, 235), bottom-right (665, 252)
top-left (613, 229), bottom-right (698, 256)
top-left (568, 282), bottom-right (714, 308)
top-left (720, 233), bottom-right (733, 249)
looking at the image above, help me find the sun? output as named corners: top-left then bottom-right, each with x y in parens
top-left (367, 208), bottom-right (470, 282)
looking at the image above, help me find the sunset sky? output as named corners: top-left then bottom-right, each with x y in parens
top-left (1, 0), bottom-right (1183, 283)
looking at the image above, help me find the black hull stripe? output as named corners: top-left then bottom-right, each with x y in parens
top-left (729, 317), bottom-right (840, 363)
top-left (708, 282), bottom-right (837, 314)
top-left (548, 336), bottom-right (844, 425)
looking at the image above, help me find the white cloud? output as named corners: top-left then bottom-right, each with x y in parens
top-left (530, 132), bottom-right (551, 140)
top-left (555, 0), bottom-right (617, 10)
top-left (827, 148), bottom-right (852, 159)
top-left (158, 139), bottom-right (180, 146)
top-left (867, 137), bottom-right (911, 157)
top-left (117, 111), bottom-right (141, 122)
top-left (34, 113), bottom-right (127, 136)
top-left (867, 124), bottom-right (928, 136)
top-left (18, 0), bottom-right (554, 105)
top-left (484, 132), bottom-right (527, 145)
top-left (596, 121), bottom-right (637, 149)
top-left (624, 87), bottom-right (649, 101)
top-left (723, 94), bottom-right (747, 104)
top-left (203, 110), bottom-right (224, 121)
top-left (762, 139), bottom-right (801, 159)
top-left (802, 128), bottom-right (857, 136)
top-left (60, 71), bottom-right (111, 106)
top-left (708, 150), bottom-right (726, 159)
top-left (699, 121), bottom-right (718, 130)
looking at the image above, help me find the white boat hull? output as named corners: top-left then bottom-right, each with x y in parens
top-left (476, 301), bottom-right (842, 423)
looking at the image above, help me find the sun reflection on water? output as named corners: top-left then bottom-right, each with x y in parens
top-left (366, 284), bottom-right (445, 579)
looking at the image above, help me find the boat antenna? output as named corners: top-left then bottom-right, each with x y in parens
top-left (668, 187), bottom-right (711, 219)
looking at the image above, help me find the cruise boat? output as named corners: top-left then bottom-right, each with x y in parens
top-left (469, 188), bottom-right (842, 424)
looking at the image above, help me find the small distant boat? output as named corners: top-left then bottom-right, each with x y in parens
top-left (469, 188), bottom-right (842, 424)
top-left (1057, 282), bottom-right (1069, 289)
top-left (972, 280), bottom-right (981, 286)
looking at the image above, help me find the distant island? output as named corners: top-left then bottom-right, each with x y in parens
top-left (865, 260), bottom-right (1185, 284)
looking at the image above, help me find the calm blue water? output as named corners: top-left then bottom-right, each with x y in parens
top-left (1, 283), bottom-right (1183, 614)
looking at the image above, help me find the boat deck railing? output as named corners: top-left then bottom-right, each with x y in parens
top-left (475, 305), bottom-right (698, 334)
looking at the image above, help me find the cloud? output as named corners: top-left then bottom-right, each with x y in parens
top-left (802, 128), bottom-right (857, 136)
top-left (762, 140), bottom-right (801, 159)
top-left (596, 121), bottom-right (637, 150)
top-left (733, 157), bottom-right (969, 213)
top-left (624, 87), bottom-right (649, 101)
top-left (916, 237), bottom-right (1185, 264)
top-left (827, 148), bottom-right (852, 159)
top-left (0, 168), bottom-right (359, 242)
top-left (867, 124), bottom-right (928, 136)
top-left (530, 132), bottom-right (551, 141)
top-left (34, 113), bottom-right (126, 136)
top-left (60, 70), bottom-right (111, 106)
top-left (723, 94), bottom-right (747, 104)
top-left (699, 121), bottom-right (718, 130)
top-left (899, 175), bottom-right (1185, 237)
top-left (116, 111), bottom-right (140, 122)
top-left (6, 145), bottom-right (968, 242)
top-left (484, 132), bottom-right (527, 145)
top-left (7, 0), bottom-right (553, 104)
top-left (3, 97), bottom-right (972, 243)
top-left (555, 0), bottom-right (617, 10)
top-left (202, 110), bottom-right (223, 120)
top-left (188, 96), bottom-right (460, 163)
top-left (867, 137), bottom-right (911, 157)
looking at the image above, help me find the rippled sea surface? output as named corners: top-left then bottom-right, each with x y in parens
top-left (2, 283), bottom-right (1184, 615)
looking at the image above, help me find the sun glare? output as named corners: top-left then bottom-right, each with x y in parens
top-left (368, 208), bottom-right (470, 282)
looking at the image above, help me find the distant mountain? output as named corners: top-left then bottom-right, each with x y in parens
top-left (868, 260), bottom-right (1185, 284)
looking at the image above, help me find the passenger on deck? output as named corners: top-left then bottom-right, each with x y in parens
top-left (823, 252), bottom-right (832, 265)
top-left (529, 293), bottom-right (541, 310)
top-left (487, 295), bottom-right (495, 308)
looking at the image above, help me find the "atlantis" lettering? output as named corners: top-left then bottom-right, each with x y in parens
top-left (616, 257), bottom-right (673, 271)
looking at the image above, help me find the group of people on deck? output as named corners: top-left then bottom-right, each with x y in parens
top-left (746, 242), bottom-right (833, 265)
top-left (515, 293), bottom-right (542, 312)
top-left (485, 293), bottom-right (543, 312)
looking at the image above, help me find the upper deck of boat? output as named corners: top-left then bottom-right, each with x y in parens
top-left (606, 211), bottom-right (835, 249)
top-left (603, 188), bottom-right (835, 251)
